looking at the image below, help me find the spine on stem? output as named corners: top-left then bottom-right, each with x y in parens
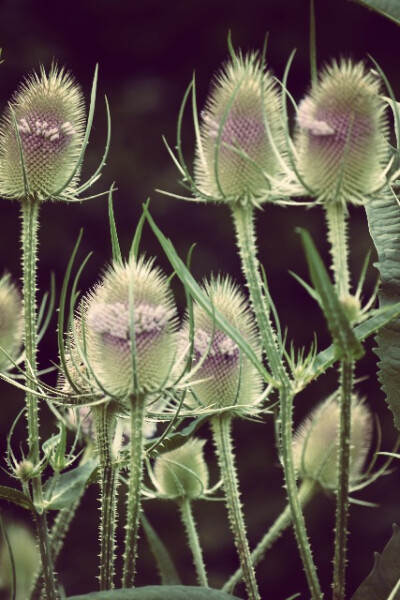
top-left (211, 413), bottom-right (261, 600)
top-left (94, 403), bottom-right (119, 590)
top-left (231, 202), bottom-right (322, 599)
top-left (122, 394), bottom-right (146, 588)
top-left (179, 498), bottom-right (208, 587)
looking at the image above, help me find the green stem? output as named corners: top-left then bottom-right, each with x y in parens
top-left (21, 198), bottom-right (58, 600)
top-left (34, 512), bottom-right (58, 600)
top-left (231, 202), bottom-right (323, 599)
top-left (223, 478), bottom-right (316, 593)
top-left (31, 496), bottom-right (83, 600)
top-left (94, 403), bottom-right (119, 590)
top-left (179, 498), bottom-right (208, 587)
top-left (122, 394), bottom-right (146, 588)
top-left (211, 413), bottom-right (260, 600)
top-left (231, 203), bottom-right (286, 383)
top-left (325, 201), bottom-right (354, 600)
top-left (333, 359), bottom-right (353, 600)
top-left (325, 203), bottom-right (350, 300)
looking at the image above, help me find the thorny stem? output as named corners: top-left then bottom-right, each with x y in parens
top-left (222, 478), bottom-right (317, 593)
top-left (211, 413), bottom-right (261, 600)
top-left (231, 202), bottom-right (323, 600)
top-left (21, 198), bottom-right (58, 600)
top-left (325, 201), bottom-right (354, 600)
top-left (94, 403), bottom-right (119, 590)
top-left (122, 393), bottom-right (146, 588)
top-left (179, 497), bottom-right (208, 587)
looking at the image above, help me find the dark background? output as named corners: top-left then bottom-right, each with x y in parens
top-left (0, 0), bottom-right (399, 598)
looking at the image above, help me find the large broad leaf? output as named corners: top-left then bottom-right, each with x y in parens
top-left (351, 524), bottom-right (400, 599)
top-left (43, 458), bottom-right (98, 510)
top-left (66, 586), bottom-right (242, 599)
top-left (350, 0), bottom-right (400, 25)
top-left (365, 192), bottom-right (400, 432)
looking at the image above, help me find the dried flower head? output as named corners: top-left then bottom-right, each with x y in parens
top-left (0, 273), bottom-right (23, 372)
top-left (80, 256), bottom-right (178, 399)
top-left (195, 52), bottom-right (286, 205)
top-left (0, 64), bottom-right (85, 201)
top-left (293, 395), bottom-right (373, 491)
top-left (153, 438), bottom-right (209, 500)
top-left (296, 59), bottom-right (389, 206)
top-left (182, 276), bottom-right (262, 416)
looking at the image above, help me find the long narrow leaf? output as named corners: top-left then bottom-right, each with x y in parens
top-left (141, 514), bottom-right (181, 585)
top-left (298, 228), bottom-right (364, 359)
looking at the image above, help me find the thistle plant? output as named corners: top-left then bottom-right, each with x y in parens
top-left (1, 3), bottom-right (400, 600)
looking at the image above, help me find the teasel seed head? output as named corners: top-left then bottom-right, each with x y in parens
top-left (195, 52), bottom-right (286, 205)
top-left (153, 438), bottom-right (209, 500)
top-left (295, 59), bottom-right (389, 206)
top-left (0, 64), bottom-right (85, 201)
top-left (182, 276), bottom-right (262, 416)
top-left (0, 273), bottom-right (23, 372)
top-left (80, 255), bottom-right (178, 399)
top-left (293, 395), bottom-right (373, 491)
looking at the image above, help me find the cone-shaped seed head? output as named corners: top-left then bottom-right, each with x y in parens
top-left (81, 256), bottom-right (178, 399)
top-left (195, 52), bottom-right (286, 204)
top-left (183, 276), bottom-right (262, 415)
top-left (0, 274), bottom-right (23, 372)
top-left (153, 438), bottom-right (209, 500)
top-left (0, 64), bottom-right (85, 201)
top-left (296, 59), bottom-right (389, 206)
top-left (293, 395), bottom-right (373, 491)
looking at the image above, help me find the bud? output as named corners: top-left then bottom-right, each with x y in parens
top-left (182, 276), bottom-right (262, 415)
top-left (340, 294), bottom-right (361, 324)
top-left (293, 395), bottom-right (373, 490)
top-left (153, 438), bottom-right (209, 500)
top-left (195, 52), bottom-right (286, 204)
top-left (15, 459), bottom-right (35, 482)
top-left (0, 64), bottom-right (85, 201)
top-left (0, 523), bottom-right (39, 600)
top-left (0, 273), bottom-right (23, 372)
top-left (296, 59), bottom-right (389, 206)
top-left (81, 255), bottom-right (178, 399)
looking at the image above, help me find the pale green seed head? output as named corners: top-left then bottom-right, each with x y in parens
top-left (182, 276), bottom-right (262, 416)
top-left (296, 59), bottom-right (389, 206)
top-left (293, 395), bottom-right (373, 491)
top-left (0, 64), bottom-right (85, 201)
top-left (195, 52), bottom-right (286, 205)
top-left (0, 273), bottom-right (23, 372)
top-left (81, 255), bottom-right (178, 399)
top-left (153, 438), bottom-right (209, 500)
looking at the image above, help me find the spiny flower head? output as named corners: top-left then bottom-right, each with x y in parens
top-left (195, 52), bottom-right (286, 205)
top-left (182, 276), bottom-right (262, 416)
top-left (295, 59), bottom-right (389, 206)
top-left (80, 255), bottom-right (178, 399)
top-left (153, 438), bottom-right (209, 500)
top-left (293, 395), bottom-right (373, 491)
top-left (0, 64), bottom-right (85, 201)
top-left (0, 273), bottom-right (23, 372)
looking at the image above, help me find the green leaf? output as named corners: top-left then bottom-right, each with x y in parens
top-left (351, 524), bottom-right (400, 599)
top-left (108, 183), bottom-right (122, 265)
top-left (43, 458), bottom-right (98, 510)
top-left (312, 302), bottom-right (400, 378)
top-left (66, 587), bottom-right (242, 600)
top-left (298, 228), bottom-right (364, 360)
top-left (0, 485), bottom-right (33, 511)
top-left (141, 514), bottom-right (181, 585)
top-left (350, 0), bottom-right (400, 25)
top-left (365, 192), bottom-right (400, 432)
top-left (144, 208), bottom-right (270, 382)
